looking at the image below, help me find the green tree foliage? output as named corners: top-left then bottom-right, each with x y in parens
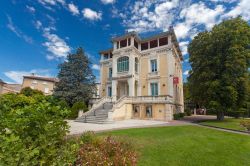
top-left (70, 101), bottom-right (88, 119)
top-left (54, 47), bottom-right (96, 106)
top-left (0, 94), bottom-right (71, 165)
top-left (188, 17), bottom-right (250, 120)
top-left (20, 87), bottom-right (43, 96)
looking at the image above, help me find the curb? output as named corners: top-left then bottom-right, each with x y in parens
top-left (196, 123), bottom-right (250, 135)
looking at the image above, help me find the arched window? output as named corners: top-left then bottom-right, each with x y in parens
top-left (117, 56), bottom-right (129, 72)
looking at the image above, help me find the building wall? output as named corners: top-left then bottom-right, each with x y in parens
top-left (100, 61), bottom-right (111, 97)
top-left (22, 78), bottom-right (56, 95)
top-left (0, 83), bottom-right (3, 94)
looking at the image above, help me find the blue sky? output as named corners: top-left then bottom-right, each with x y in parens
top-left (0, 0), bottom-right (249, 83)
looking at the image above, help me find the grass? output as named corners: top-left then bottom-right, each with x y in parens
top-left (199, 118), bottom-right (248, 131)
top-left (100, 126), bottom-right (250, 166)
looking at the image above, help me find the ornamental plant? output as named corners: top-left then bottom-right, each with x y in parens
top-left (75, 132), bottom-right (137, 166)
top-left (240, 120), bottom-right (250, 132)
top-left (0, 94), bottom-right (71, 165)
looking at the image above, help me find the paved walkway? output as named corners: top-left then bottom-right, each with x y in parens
top-left (68, 116), bottom-right (250, 136)
top-left (67, 119), bottom-right (190, 135)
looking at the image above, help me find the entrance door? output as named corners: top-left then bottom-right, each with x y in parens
top-left (146, 106), bottom-right (152, 118)
top-left (133, 105), bottom-right (140, 118)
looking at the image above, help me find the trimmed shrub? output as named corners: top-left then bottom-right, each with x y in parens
top-left (185, 108), bottom-right (192, 116)
top-left (20, 87), bottom-right (43, 96)
top-left (75, 132), bottom-right (137, 166)
top-left (240, 120), bottom-right (250, 131)
top-left (173, 113), bottom-right (185, 120)
top-left (70, 102), bottom-right (88, 119)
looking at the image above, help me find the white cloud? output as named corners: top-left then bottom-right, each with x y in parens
top-left (38, 0), bottom-right (65, 6)
top-left (26, 5), bottom-right (35, 13)
top-left (92, 64), bottom-right (100, 70)
top-left (42, 28), bottom-right (70, 59)
top-left (82, 8), bottom-right (102, 20)
top-left (34, 20), bottom-right (42, 30)
top-left (174, 22), bottom-right (191, 39)
top-left (4, 69), bottom-right (51, 83)
top-left (180, 2), bottom-right (225, 29)
top-left (224, 0), bottom-right (250, 21)
top-left (6, 15), bottom-right (33, 44)
top-left (183, 70), bottom-right (190, 76)
top-left (68, 3), bottom-right (79, 15)
top-left (101, 0), bottom-right (115, 4)
top-left (179, 41), bottom-right (189, 55)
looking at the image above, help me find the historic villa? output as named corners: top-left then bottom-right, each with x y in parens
top-left (77, 27), bottom-right (184, 123)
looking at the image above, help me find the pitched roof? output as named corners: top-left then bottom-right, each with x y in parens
top-left (0, 79), bottom-right (5, 84)
top-left (23, 75), bottom-right (59, 83)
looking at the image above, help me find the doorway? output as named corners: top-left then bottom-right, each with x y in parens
top-left (146, 105), bottom-right (153, 118)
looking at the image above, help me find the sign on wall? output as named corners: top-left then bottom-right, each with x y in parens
top-left (173, 77), bottom-right (179, 84)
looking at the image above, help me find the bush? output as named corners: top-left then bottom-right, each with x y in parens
top-left (0, 94), bottom-right (71, 165)
top-left (227, 110), bottom-right (246, 118)
top-left (20, 87), bottom-right (43, 96)
top-left (240, 120), bottom-right (250, 131)
top-left (75, 132), bottom-right (137, 166)
top-left (70, 102), bottom-right (88, 119)
top-left (173, 113), bottom-right (185, 120)
top-left (184, 108), bottom-right (192, 116)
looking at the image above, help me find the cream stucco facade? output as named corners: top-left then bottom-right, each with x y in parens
top-left (94, 28), bottom-right (184, 121)
top-left (22, 75), bottom-right (58, 95)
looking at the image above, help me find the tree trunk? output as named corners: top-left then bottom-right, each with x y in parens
top-left (217, 111), bottom-right (224, 121)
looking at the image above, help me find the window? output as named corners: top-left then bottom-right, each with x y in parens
top-left (104, 53), bottom-right (109, 59)
top-left (141, 42), bottom-right (148, 51)
top-left (150, 40), bottom-right (158, 48)
top-left (135, 58), bottom-right (138, 72)
top-left (134, 40), bottom-right (138, 49)
top-left (150, 83), bottom-right (158, 96)
top-left (110, 53), bottom-right (113, 58)
top-left (117, 56), bottom-right (129, 72)
top-left (150, 59), bottom-right (157, 72)
top-left (32, 80), bottom-right (38, 84)
top-left (109, 68), bottom-right (112, 78)
top-left (128, 38), bottom-right (131, 46)
top-left (120, 39), bottom-right (127, 48)
top-left (116, 41), bottom-right (119, 49)
top-left (159, 37), bottom-right (168, 46)
top-left (108, 87), bottom-right (112, 97)
top-left (44, 87), bottom-right (49, 94)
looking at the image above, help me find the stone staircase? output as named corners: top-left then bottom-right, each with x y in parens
top-left (75, 102), bottom-right (114, 124)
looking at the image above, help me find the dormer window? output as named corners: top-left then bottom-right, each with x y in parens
top-left (120, 39), bottom-right (127, 48)
top-left (104, 54), bottom-right (109, 59)
top-left (141, 42), bottom-right (148, 51)
top-left (134, 40), bottom-right (138, 49)
top-left (159, 37), bottom-right (168, 46)
top-left (150, 40), bottom-right (157, 48)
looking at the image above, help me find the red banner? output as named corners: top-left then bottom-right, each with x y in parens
top-left (173, 77), bottom-right (179, 84)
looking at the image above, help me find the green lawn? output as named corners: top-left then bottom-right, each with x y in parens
top-left (199, 118), bottom-right (248, 131)
top-left (100, 126), bottom-right (250, 166)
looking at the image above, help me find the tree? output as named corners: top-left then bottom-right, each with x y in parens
top-left (20, 87), bottom-right (43, 96)
top-left (54, 47), bottom-right (96, 106)
top-left (188, 17), bottom-right (250, 120)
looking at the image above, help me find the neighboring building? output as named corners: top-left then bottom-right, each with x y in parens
top-left (0, 79), bottom-right (21, 94)
top-left (77, 27), bottom-right (184, 122)
top-left (22, 75), bottom-right (59, 95)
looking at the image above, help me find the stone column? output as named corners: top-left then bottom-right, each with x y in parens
top-left (112, 80), bottom-right (117, 101)
top-left (128, 78), bottom-right (135, 96)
